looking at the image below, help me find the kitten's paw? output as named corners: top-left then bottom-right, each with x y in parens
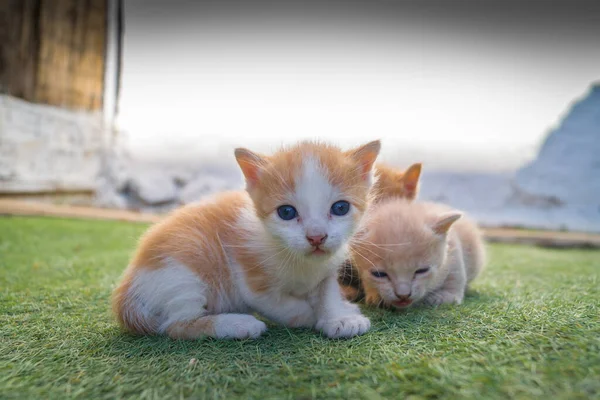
top-left (423, 291), bottom-right (463, 306)
top-left (316, 315), bottom-right (371, 339)
top-left (213, 314), bottom-right (267, 339)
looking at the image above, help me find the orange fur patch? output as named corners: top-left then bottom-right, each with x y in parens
top-left (372, 162), bottom-right (422, 202)
top-left (165, 318), bottom-right (216, 340)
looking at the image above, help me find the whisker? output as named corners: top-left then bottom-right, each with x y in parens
top-left (351, 247), bottom-right (377, 270)
top-left (350, 238), bottom-right (393, 253)
top-left (350, 242), bottom-right (382, 258)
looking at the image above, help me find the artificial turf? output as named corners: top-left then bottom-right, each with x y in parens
top-left (0, 216), bottom-right (598, 399)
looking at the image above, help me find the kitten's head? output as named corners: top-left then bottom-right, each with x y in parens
top-left (372, 163), bottom-right (421, 202)
top-left (355, 200), bottom-right (461, 308)
top-left (235, 140), bottom-right (380, 257)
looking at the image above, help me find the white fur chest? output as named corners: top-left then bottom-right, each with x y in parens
top-left (281, 250), bottom-right (347, 298)
top-left (282, 263), bottom-right (331, 297)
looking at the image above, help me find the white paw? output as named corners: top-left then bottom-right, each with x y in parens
top-left (213, 314), bottom-right (267, 339)
top-left (316, 315), bottom-right (371, 339)
top-left (424, 291), bottom-right (463, 306)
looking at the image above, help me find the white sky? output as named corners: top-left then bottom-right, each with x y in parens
top-left (117, 2), bottom-right (600, 172)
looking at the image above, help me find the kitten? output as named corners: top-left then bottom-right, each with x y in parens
top-left (339, 162), bottom-right (422, 301)
top-left (351, 199), bottom-right (485, 309)
top-left (372, 162), bottom-right (422, 202)
top-left (112, 140), bottom-right (381, 340)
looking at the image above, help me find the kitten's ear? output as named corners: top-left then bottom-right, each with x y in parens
top-left (234, 148), bottom-right (268, 187)
top-left (347, 140), bottom-right (381, 179)
top-left (431, 212), bottom-right (462, 235)
top-left (400, 163), bottom-right (422, 195)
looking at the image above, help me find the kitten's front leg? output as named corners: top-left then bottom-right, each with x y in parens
top-left (423, 289), bottom-right (464, 306)
top-left (249, 293), bottom-right (316, 328)
top-left (311, 274), bottom-right (370, 339)
top-left (423, 260), bottom-right (467, 306)
top-left (423, 268), bottom-right (467, 306)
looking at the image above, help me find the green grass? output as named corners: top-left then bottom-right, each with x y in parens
top-left (1, 216), bottom-right (598, 400)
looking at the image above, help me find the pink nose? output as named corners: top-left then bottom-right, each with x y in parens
top-left (306, 234), bottom-right (328, 246)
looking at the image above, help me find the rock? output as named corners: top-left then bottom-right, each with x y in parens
top-left (496, 83), bottom-right (600, 232)
top-left (418, 84), bottom-right (600, 233)
top-left (179, 175), bottom-right (237, 204)
top-left (100, 156), bottom-right (132, 193)
top-left (129, 170), bottom-right (178, 205)
top-left (169, 166), bottom-right (198, 187)
top-left (514, 84), bottom-right (600, 206)
top-left (110, 161), bottom-right (133, 193)
top-left (94, 176), bottom-right (130, 209)
top-left (419, 171), bottom-right (513, 211)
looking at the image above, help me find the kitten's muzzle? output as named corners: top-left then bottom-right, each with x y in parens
top-left (306, 234), bottom-right (328, 247)
top-left (394, 293), bottom-right (411, 302)
top-left (392, 293), bottom-right (413, 308)
top-left (394, 283), bottom-right (411, 299)
top-left (392, 298), bottom-right (413, 308)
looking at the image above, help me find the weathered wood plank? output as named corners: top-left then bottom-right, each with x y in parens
top-left (0, 0), bottom-right (107, 111)
top-left (0, 0), bottom-right (41, 100)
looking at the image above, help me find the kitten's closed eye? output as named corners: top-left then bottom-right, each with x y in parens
top-left (277, 205), bottom-right (297, 220)
top-left (415, 267), bottom-right (430, 274)
top-left (371, 270), bottom-right (388, 278)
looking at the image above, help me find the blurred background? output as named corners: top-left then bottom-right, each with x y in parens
top-left (1, 0), bottom-right (599, 232)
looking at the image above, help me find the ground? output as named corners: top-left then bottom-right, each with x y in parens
top-left (0, 217), bottom-right (598, 399)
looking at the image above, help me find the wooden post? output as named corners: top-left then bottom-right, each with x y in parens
top-left (0, 0), bottom-right (107, 111)
top-left (0, 0), bottom-right (41, 102)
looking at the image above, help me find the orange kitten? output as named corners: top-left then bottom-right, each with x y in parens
top-left (112, 140), bottom-right (381, 340)
top-left (372, 162), bottom-right (422, 202)
top-left (339, 162), bottom-right (422, 300)
top-left (352, 199), bottom-right (485, 309)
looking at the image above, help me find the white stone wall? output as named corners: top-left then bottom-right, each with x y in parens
top-left (0, 95), bottom-right (106, 193)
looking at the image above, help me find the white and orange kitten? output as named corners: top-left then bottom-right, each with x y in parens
top-left (112, 140), bottom-right (381, 339)
top-left (353, 199), bottom-right (485, 309)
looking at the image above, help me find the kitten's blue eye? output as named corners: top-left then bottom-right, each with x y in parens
top-left (277, 205), bottom-right (297, 220)
top-left (371, 270), bottom-right (388, 278)
top-left (415, 267), bottom-right (430, 274)
top-left (331, 200), bottom-right (350, 216)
